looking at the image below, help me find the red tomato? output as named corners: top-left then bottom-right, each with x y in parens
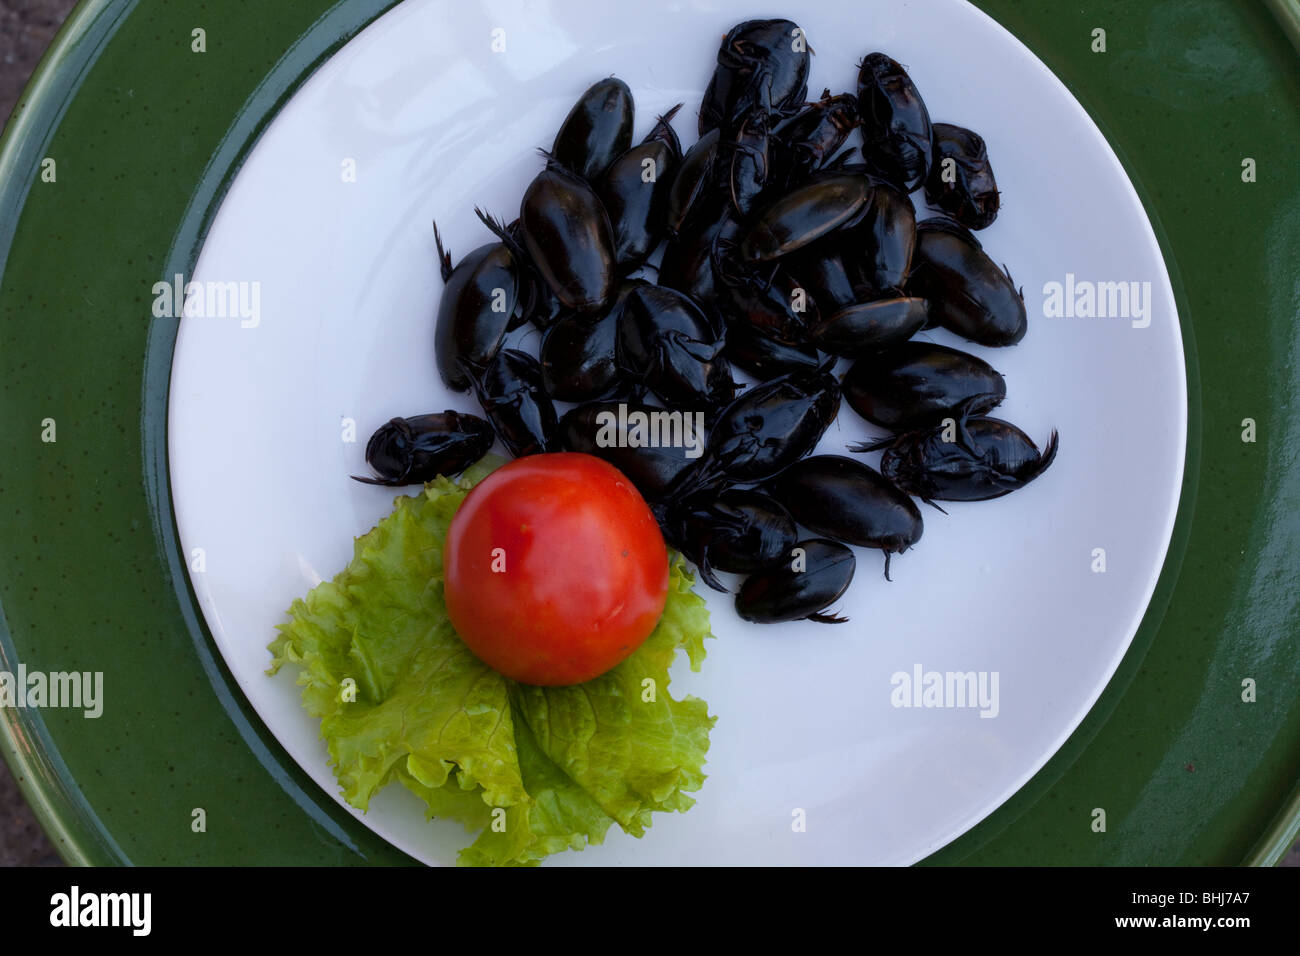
top-left (443, 452), bottom-right (669, 686)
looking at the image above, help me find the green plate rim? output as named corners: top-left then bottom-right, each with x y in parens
top-left (2, 0), bottom-right (1298, 866)
top-left (0, 0), bottom-right (139, 867)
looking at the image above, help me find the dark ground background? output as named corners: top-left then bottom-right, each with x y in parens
top-left (1, 0), bottom-right (1297, 869)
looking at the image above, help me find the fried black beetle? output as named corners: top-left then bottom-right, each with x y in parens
top-left (557, 401), bottom-right (703, 502)
top-left (807, 296), bottom-right (928, 357)
top-left (432, 223), bottom-right (523, 391)
top-left (659, 196), bottom-right (737, 321)
top-left (599, 105), bottom-right (684, 271)
top-left (465, 349), bottom-right (557, 458)
top-left (552, 77), bottom-right (635, 183)
top-left (673, 488), bottom-right (797, 591)
top-left (857, 52), bottom-right (932, 191)
top-left (738, 172), bottom-right (874, 262)
top-left (843, 177), bottom-right (916, 296)
top-left (353, 411), bottom-right (495, 486)
top-left (770, 89), bottom-right (859, 187)
top-left (723, 319), bottom-right (828, 380)
top-left (699, 18), bottom-right (811, 136)
top-left (665, 127), bottom-right (724, 239)
top-left (735, 538), bottom-right (855, 624)
top-left (924, 122), bottom-right (999, 230)
top-left (539, 281), bottom-right (643, 403)
top-left (721, 104), bottom-right (774, 216)
top-left (855, 412), bottom-right (1059, 503)
top-left (694, 368), bottom-right (840, 484)
top-left (514, 160), bottom-right (617, 316)
top-left (842, 341), bottom-right (1006, 431)
top-left (616, 285), bottom-right (736, 410)
top-left (768, 455), bottom-right (923, 578)
top-left (907, 218), bottom-right (1027, 346)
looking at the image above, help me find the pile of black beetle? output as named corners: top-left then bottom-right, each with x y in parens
top-left (356, 18), bottom-right (1059, 626)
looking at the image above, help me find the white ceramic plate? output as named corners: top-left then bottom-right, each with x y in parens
top-left (168, 0), bottom-right (1185, 865)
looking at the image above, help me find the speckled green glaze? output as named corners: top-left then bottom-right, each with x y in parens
top-left (0, 0), bottom-right (1297, 865)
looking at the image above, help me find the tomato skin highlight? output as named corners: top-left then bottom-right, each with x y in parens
top-left (443, 452), bottom-right (670, 686)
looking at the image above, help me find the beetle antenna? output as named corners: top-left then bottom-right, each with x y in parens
top-left (454, 355), bottom-right (487, 391)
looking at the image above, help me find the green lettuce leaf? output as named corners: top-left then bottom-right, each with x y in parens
top-left (268, 462), bottom-right (715, 866)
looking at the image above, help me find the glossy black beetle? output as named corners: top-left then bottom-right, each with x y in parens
top-left (924, 122), bottom-right (999, 230)
top-left (857, 52), bottom-right (932, 191)
top-left (690, 368), bottom-right (840, 486)
top-left (659, 196), bottom-right (736, 325)
top-left (464, 349), bottom-right (557, 458)
top-left (842, 177), bottom-right (916, 296)
top-left (723, 319), bottom-right (829, 380)
top-left (353, 411), bottom-right (495, 486)
top-left (557, 401), bottom-right (703, 502)
top-left (854, 411), bottom-right (1059, 503)
top-left (432, 223), bottom-right (524, 391)
top-left (699, 18), bottom-right (811, 136)
top-left (672, 488), bottom-right (797, 591)
top-left (768, 454), bottom-right (923, 579)
top-left (514, 159), bottom-right (617, 316)
top-left (720, 101), bottom-right (774, 217)
top-left (842, 341), bottom-right (1006, 431)
top-left (539, 281), bottom-right (642, 403)
top-left (807, 296), bottom-right (928, 357)
top-left (907, 218), bottom-right (1027, 346)
top-left (769, 89), bottom-right (859, 188)
top-left (738, 172), bottom-right (874, 262)
top-left (735, 538), bottom-right (855, 624)
top-left (665, 128), bottom-right (723, 238)
top-left (616, 284), bottom-right (737, 410)
top-left (552, 77), bottom-right (635, 183)
top-left (599, 105), bottom-right (684, 271)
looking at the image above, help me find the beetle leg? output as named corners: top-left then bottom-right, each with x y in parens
top-left (695, 547), bottom-right (729, 593)
top-left (474, 207), bottom-right (532, 271)
top-left (840, 189), bottom-right (877, 231)
top-left (807, 609), bottom-right (848, 624)
top-left (432, 220), bottom-right (454, 282)
top-left (513, 272), bottom-right (539, 324)
top-left (350, 473), bottom-right (404, 487)
top-left (847, 434), bottom-right (896, 454)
